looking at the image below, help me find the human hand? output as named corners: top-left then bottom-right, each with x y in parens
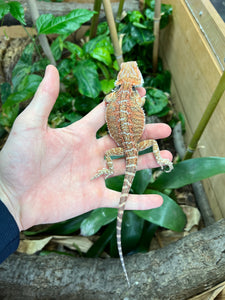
top-left (0, 65), bottom-right (172, 231)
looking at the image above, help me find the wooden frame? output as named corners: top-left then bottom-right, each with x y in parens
top-left (160, 0), bottom-right (225, 220)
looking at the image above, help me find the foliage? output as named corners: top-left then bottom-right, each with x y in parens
top-left (2, 1), bottom-right (225, 261)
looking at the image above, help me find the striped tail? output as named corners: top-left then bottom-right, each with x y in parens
top-left (117, 155), bottom-right (137, 287)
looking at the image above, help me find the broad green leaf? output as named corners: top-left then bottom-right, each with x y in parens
top-left (144, 88), bottom-right (169, 116)
top-left (80, 208), bottom-right (117, 236)
top-left (36, 9), bottom-right (95, 34)
top-left (145, 8), bottom-right (155, 21)
top-left (51, 36), bottom-right (66, 61)
top-left (135, 222), bottom-right (158, 253)
top-left (127, 10), bottom-right (144, 23)
top-left (58, 58), bottom-right (73, 79)
top-left (31, 58), bottom-right (49, 73)
top-left (9, 1), bottom-right (26, 25)
top-left (0, 1), bottom-right (9, 19)
top-left (3, 75), bottom-right (42, 107)
top-left (0, 82), bottom-right (11, 104)
top-left (146, 70), bottom-right (171, 93)
top-left (100, 79), bottom-right (114, 94)
top-left (84, 35), bottom-right (113, 55)
top-left (73, 60), bottom-right (101, 98)
top-left (132, 169), bottom-right (152, 194)
top-left (131, 25), bottom-right (154, 45)
top-left (152, 157), bottom-right (225, 190)
top-left (122, 35), bottom-right (136, 53)
top-left (97, 21), bottom-right (110, 36)
top-left (106, 170), bottom-right (151, 194)
top-left (12, 43), bottom-right (34, 89)
top-left (90, 47), bottom-right (112, 66)
top-left (64, 41), bottom-right (84, 59)
top-left (134, 190), bottom-right (186, 232)
top-left (110, 211), bottom-right (144, 257)
top-left (86, 221), bottom-right (116, 258)
top-left (24, 213), bottom-right (90, 236)
top-left (0, 104), bottom-right (19, 128)
top-left (74, 95), bottom-right (99, 113)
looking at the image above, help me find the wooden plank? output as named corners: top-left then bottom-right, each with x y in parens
top-left (160, 0), bottom-right (225, 220)
top-left (210, 0), bottom-right (225, 21)
top-left (186, 0), bottom-right (225, 71)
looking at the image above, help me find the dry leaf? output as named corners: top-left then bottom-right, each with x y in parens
top-left (189, 281), bottom-right (225, 300)
top-left (52, 235), bottom-right (93, 253)
top-left (181, 205), bottom-right (201, 232)
top-left (17, 237), bottom-right (52, 255)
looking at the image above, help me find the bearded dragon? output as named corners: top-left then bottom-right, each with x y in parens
top-left (92, 61), bottom-right (173, 286)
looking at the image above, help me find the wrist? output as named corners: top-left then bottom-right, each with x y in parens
top-left (0, 182), bottom-right (22, 231)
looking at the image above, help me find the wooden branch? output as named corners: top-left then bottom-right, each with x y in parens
top-left (1, 219), bottom-right (225, 299)
top-left (2, 0), bottom-right (139, 27)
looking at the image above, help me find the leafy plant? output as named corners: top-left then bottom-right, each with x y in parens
top-left (3, 1), bottom-right (224, 263)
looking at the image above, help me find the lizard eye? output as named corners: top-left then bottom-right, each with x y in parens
top-left (132, 86), bottom-right (136, 92)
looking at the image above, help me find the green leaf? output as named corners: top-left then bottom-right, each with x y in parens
top-left (152, 157), bottom-right (225, 190)
top-left (74, 95), bottom-right (99, 113)
top-left (0, 104), bottom-right (19, 128)
top-left (36, 9), bottom-right (95, 34)
top-left (86, 221), bottom-right (116, 258)
top-left (100, 79), bottom-right (114, 94)
top-left (0, 1), bottom-right (10, 19)
top-left (122, 35), bottom-right (136, 54)
top-left (3, 75), bottom-right (42, 107)
top-left (11, 43), bottom-right (34, 89)
top-left (24, 213), bottom-right (90, 236)
top-left (51, 36), bottom-right (66, 61)
top-left (8, 1), bottom-right (26, 25)
top-left (84, 35), bottom-right (114, 55)
top-left (30, 58), bottom-right (50, 73)
top-left (80, 208), bottom-right (117, 236)
top-left (0, 82), bottom-right (11, 104)
top-left (64, 41), bottom-right (84, 59)
top-left (132, 169), bottom-right (152, 194)
top-left (135, 222), bottom-right (158, 253)
top-left (131, 26), bottom-right (154, 45)
top-left (127, 10), bottom-right (144, 23)
top-left (58, 58), bottom-right (73, 79)
top-left (110, 211), bottom-right (144, 256)
top-left (144, 88), bottom-right (169, 116)
top-left (134, 190), bottom-right (186, 232)
top-left (90, 47), bottom-right (112, 66)
top-left (73, 60), bottom-right (101, 98)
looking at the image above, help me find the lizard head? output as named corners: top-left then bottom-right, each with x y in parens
top-left (115, 61), bottom-right (144, 87)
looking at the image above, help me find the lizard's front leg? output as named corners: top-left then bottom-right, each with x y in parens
top-left (138, 140), bottom-right (173, 172)
top-left (91, 147), bottom-right (124, 179)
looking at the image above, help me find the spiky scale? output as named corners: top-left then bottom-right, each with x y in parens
top-left (92, 61), bottom-right (173, 287)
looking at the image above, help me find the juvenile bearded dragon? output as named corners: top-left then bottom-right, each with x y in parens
top-left (92, 61), bottom-right (173, 286)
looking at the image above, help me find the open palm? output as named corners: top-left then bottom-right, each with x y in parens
top-left (0, 65), bottom-right (172, 231)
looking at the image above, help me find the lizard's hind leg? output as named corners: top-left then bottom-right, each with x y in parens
top-left (91, 147), bottom-right (124, 180)
top-left (138, 140), bottom-right (173, 172)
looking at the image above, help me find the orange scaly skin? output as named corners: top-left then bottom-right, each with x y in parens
top-left (92, 61), bottom-right (173, 286)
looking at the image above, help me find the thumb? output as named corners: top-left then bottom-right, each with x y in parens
top-left (19, 65), bottom-right (59, 127)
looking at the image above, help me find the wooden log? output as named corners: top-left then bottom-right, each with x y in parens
top-left (1, 219), bottom-right (225, 299)
top-left (2, 0), bottom-right (139, 26)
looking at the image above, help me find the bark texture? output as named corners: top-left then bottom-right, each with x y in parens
top-left (1, 219), bottom-right (225, 299)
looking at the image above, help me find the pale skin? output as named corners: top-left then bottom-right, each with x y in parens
top-left (0, 65), bottom-right (173, 231)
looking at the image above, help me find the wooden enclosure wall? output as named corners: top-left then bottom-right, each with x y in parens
top-left (160, 0), bottom-right (225, 220)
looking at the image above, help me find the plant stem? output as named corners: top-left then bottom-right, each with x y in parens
top-left (28, 0), bottom-right (56, 66)
top-left (116, 0), bottom-right (125, 24)
top-left (102, 0), bottom-right (123, 66)
top-left (152, 0), bottom-right (161, 73)
top-left (183, 71), bottom-right (225, 160)
top-left (89, 0), bottom-right (102, 39)
top-left (22, 25), bottom-right (42, 59)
